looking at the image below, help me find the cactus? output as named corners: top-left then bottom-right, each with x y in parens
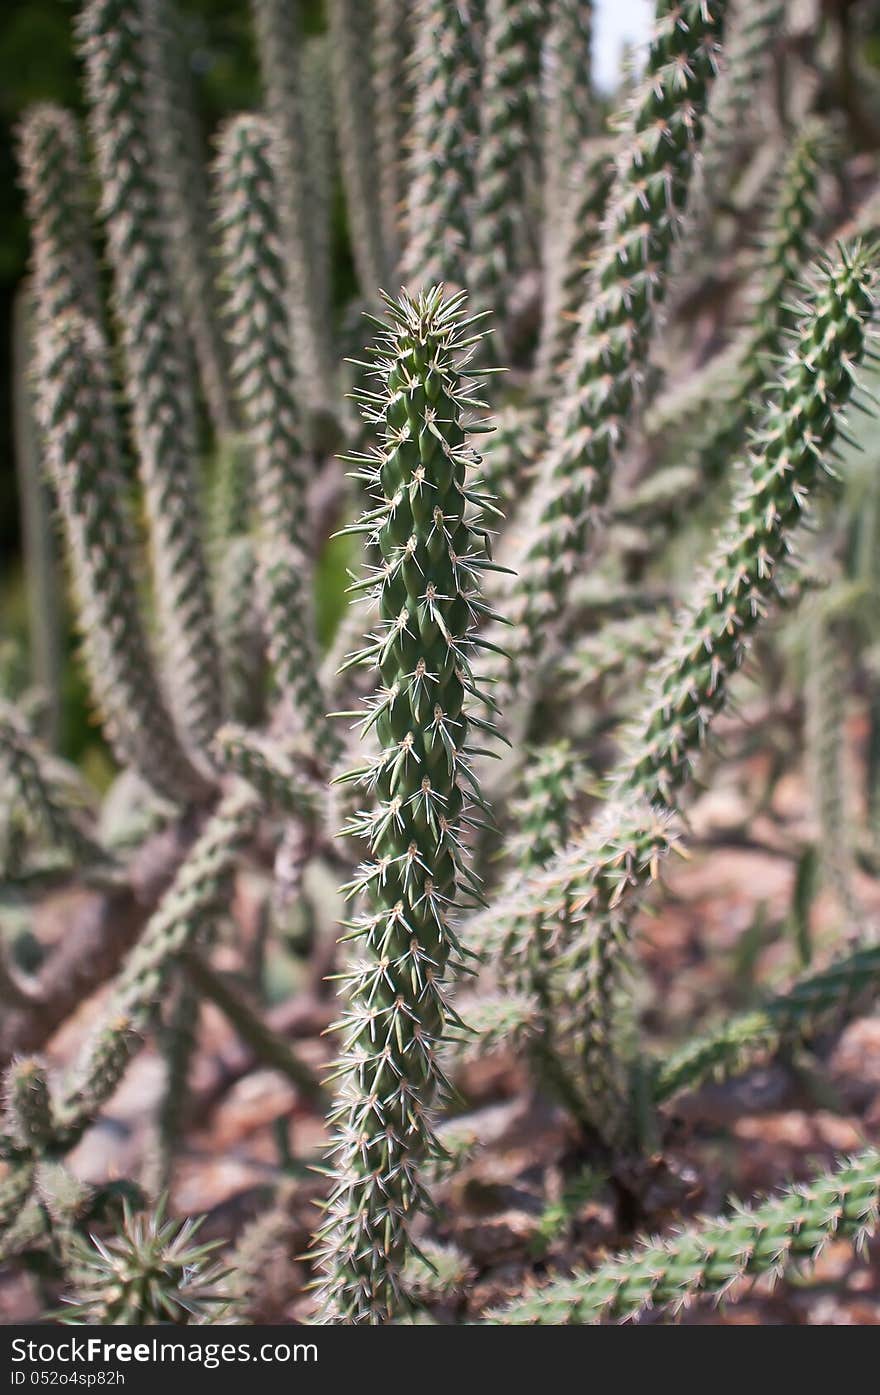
top-left (4, 0), bottom-right (880, 1331)
top-left (313, 287), bottom-right (505, 1323)
top-left (469, 0), bottom-right (543, 354)
top-left (490, 1147), bottom-right (880, 1323)
top-left (35, 312), bottom-right (211, 804)
top-left (403, 0), bottom-right (484, 289)
top-left (328, 0), bottom-right (388, 297)
top-left (250, 0), bottom-right (336, 415)
top-left (497, 0), bottom-right (728, 694)
top-left (77, 0), bottom-right (223, 758)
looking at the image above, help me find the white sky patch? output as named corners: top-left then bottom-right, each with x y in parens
top-left (593, 0), bottom-right (654, 92)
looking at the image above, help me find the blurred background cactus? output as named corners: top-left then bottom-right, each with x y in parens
top-left (1, 0), bottom-right (880, 1328)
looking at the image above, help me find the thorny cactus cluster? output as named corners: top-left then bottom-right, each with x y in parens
top-left (2, 0), bottom-right (880, 1328)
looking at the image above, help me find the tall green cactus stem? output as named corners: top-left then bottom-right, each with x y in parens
top-left (653, 944), bottom-right (880, 1104)
top-left (403, 0), bottom-right (484, 289)
top-left (373, 0), bottom-right (412, 272)
top-left (490, 1147), bottom-right (880, 1324)
top-left (214, 539), bottom-right (264, 727)
top-left (0, 701), bottom-right (103, 864)
top-left (535, 141), bottom-right (616, 394)
top-left (328, 0), bottom-right (388, 296)
top-left (469, 0), bottom-right (543, 356)
top-left (145, 0), bottom-right (237, 437)
top-left (805, 604), bottom-right (862, 924)
top-left (250, 0), bottom-right (335, 415)
top-left (36, 312), bottom-right (210, 804)
top-left (313, 288), bottom-right (504, 1324)
top-left (215, 114), bottom-right (308, 553)
top-left (215, 116), bottom-right (335, 760)
top-left (54, 785), bottom-right (260, 1146)
top-left (16, 104), bottom-right (104, 332)
top-left (77, 0), bottom-right (223, 758)
top-left (498, 0), bottom-right (728, 693)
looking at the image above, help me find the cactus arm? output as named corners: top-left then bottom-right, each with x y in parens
top-left (327, 0), bottom-right (389, 297)
top-left (35, 312), bottom-right (211, 804)
top-left (489, 1147), bottom-right (880, 1324)
top-left (250, 0), bottom-right (336, 415)
top-left (403, 0), bottom-right (484, 290)
top-left (654, 944), bottom-right (880, 1104)
top-left (77, 0), bottom-right (224, 757)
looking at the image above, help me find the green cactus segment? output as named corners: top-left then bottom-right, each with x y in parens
top-left (146, 0), bottom-right (236, 437)
top-left (314, 287), bottom-right (504, 1324)
top-left (536, 140), bottom-right (616, 393)
top-left (301, 33), bottom-right (335, 320)
top-left (687, 120), bottom-right (825, 488)
top-left (250, 0), bottom-right (335, 411)
top-left (259, 542), bottom-right (341, 767)
top-left (35, 313), bottom-right (210, 804)
top-left (4, 1058), bottom-right (54, 1153)
top-left (16, 104), bottom-right (103, 331)
top-left (77, 0), bottom-right (223, 758)
top-left (654, 944), bottom-right (880, 1104)
top-left (214, 538), bottom-right (263, 727)
top-left (403, 0), bottom-right (484, 289)
top-left (215, 114), bottom-right (307, 552)
top-left (614, 247), bottom-right (876, 811)
top-left (469, 0), bottom-right (543, 351)
top-left (0, 701), bottom-right (104, 864)
top-left (328, 0), bottom-right (388, 296)
top-left (0, 1164), bottom-right (36, 1241)
top-left (373, 0), bottom-right (412, 272)
top-left (215, 116), bottom-right (335, 762)
top-left (61, 1199), bottom-right (230, 1324)
top-left (490, 1146), bottom-right (880, 1324)
top-left (55, 785), bottom-right (260, 1145)
top-left (502, 0), bottom-right (727, 687)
